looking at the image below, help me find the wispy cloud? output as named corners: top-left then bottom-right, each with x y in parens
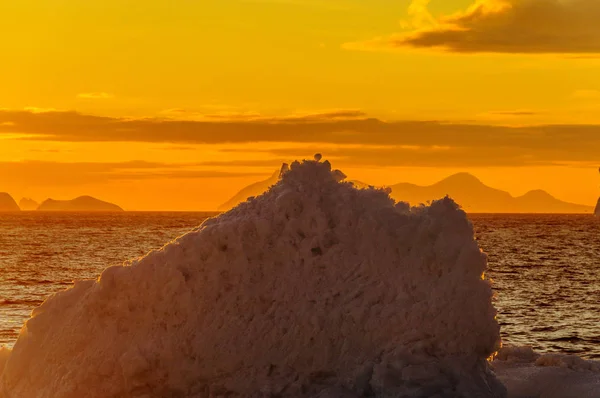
top-left (346, 0), bottom-right (600, 54)
top-left (240, 0), bottom-right (350, 10)
top-left (404, 0), bottom-right (437, 29)
top-left (77, 92), bottom-right (114, 99)
top-left (2, 109), bottom-right (600, 167)
top-left (212, 143), bottom-right (600, 168)
top-left (0, 160), bottom-right (265, 187)
top-left (158, 108), bottom-right (366, 122)
top-left (23, 107), bottom-right (57, 113)
top-left (486, 110), bottom-right (541, 117)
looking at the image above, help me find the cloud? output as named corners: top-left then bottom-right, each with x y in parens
top-left (195, 159), bottom-right (292, 168)
top-left (405, 0), bottom-right (437, 29)
top-left (0, 160), bottom-right (265, 187)
top-left (29, 148), bottom-right (66, 153)
top-left (158, 108), bottom-right (366, 122)
top-left (487, 110), bottom-right (541, 116)
top-left (2, 109), bottom-right (600, 167)
top-left (279, 110), bottom-right (367, 122)
top-left (212, 143), bottom-right (600, 168)
top-left (349, 0), bottom-right (600, 54)
top-left (159, 108), bottom-right (265, 121)
top-left (240, 0), bottom-right (349, 10)
top-left (0, 109), bottom-right (373, 143)
top-left (77, 92), bottom-right (114, 99)
top-left (23, 107), bottom-right (57, 113)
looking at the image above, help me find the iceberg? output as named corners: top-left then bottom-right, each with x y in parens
top-left (7, 157), bottom-right (590, 398)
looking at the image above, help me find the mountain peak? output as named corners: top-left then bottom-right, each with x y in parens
top-left (19, 197), bottom-right (39, 211)
top-left (218, 167), bottom-right (284, 211)
top-left (521, 189), bottom-right (554, 199)
top-left (440, 173), bottom-right (484, 185)
top-left (0, 192), bottom-right (20, 211)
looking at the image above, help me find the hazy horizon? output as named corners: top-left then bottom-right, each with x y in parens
top-left (2, 168), bottom-right (596, 212)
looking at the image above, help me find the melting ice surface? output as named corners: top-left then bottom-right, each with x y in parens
top-left (0, 159), bottom-right (599, 398)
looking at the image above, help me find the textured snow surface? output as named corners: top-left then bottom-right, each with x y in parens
top-left (0, 159), bottom-right (504, 398)
top-left (0, 348), bottom-right (9, 379)
top-left (494, 346), bottom-right (600, 398)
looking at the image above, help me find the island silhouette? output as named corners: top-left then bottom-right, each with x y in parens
top-left (220, 169), bottom-right (593, 213)
top-left (37, 196), bottom-right (123, 212)
top-left (1, 194), bottom-right (123, 212)
top-left (0, 193), bottom-right (20, 212)
top-left (18, 198), bottom-right (39, 211)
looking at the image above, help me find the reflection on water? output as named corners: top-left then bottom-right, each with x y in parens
top-left (1, 212), bottom-right (599, 357)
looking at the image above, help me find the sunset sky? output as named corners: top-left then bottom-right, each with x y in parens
top-left (1, 0), bottom-right (600, 210)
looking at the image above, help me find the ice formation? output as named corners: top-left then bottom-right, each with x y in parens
top-left (0, 348), bottom-right (9, 379)
top-left (0, 159), bottom-right (505, 397)
top-left (493, 346), bottom-right (600, 398)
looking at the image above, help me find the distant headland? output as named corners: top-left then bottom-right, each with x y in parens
top-left (37, 196), bottom-right (124, 212)
top-left (218, 167), bottom-right (283, 211)
top-left (0, 193), bottom-right (20, 212)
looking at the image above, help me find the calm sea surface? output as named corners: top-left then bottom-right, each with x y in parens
top-left (1, 212), bottom-right (599, 357)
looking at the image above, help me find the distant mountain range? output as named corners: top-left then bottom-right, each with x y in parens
top-left (386, 172), bottom-right (591, 213)
top-left (220, 169), bottom-right (594, 214)
top-left (3, 173), bottom-right (595, 213)
top-left (0, 193), bottom-right (123, 212)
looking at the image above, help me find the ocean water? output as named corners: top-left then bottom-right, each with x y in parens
top-left (474, 213), bottom-right (600, 358)
top-left (0, 212), bottom-right (599, 358)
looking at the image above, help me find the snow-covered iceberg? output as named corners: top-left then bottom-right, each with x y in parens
top-left (1, 159), bottom-right (506, 397)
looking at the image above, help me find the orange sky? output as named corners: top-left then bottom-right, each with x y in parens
top-left (1, 0), bottom-right (600, 210)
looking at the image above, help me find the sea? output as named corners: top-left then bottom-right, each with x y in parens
top-left (1, 212), bottom-right (599, 358)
